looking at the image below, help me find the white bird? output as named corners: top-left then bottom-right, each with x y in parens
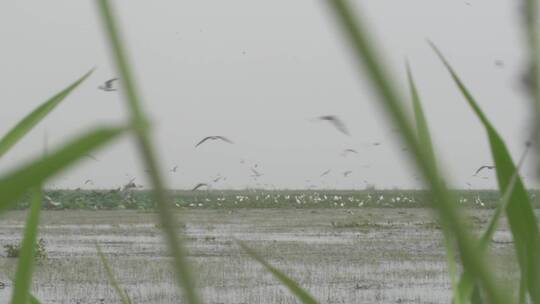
top-left (195, 136), bottom-right (234, 147)
top-left (98, 78), bottom-right (119, 92)
top-left (315, 115), bottom-right (349, 135)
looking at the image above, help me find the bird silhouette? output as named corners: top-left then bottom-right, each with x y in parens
top-left (84, 154), bottom-right (99, 161)
top-left (192, 183), bottom-right (209, 191)
top-left (121, 178), bottom-right (137, 191)
top-left (343, 170), bottom-right (352, 177)
top-left (474, 165), bottom-right (495, 176)
top-left (98, 78), bottom-right (119, 91)
top-left (170, 165), bottom-right (178, 173)
top-left (195, 136), bottom-right (234, 147)
top-left (315, 115), bottom-right (350, 135)
top-left (320, 169), bottom-right (331, 177)
top-left (84, 179), bottom-right (93, 185)
top-left (341, 148), bottom-right (358, 157)
top-left (251, 168), bottom-right (263, 178)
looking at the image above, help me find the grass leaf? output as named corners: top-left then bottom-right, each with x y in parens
top-left (325, 1), bottom-right (511, 303)
top-left (96, 243), bottom-right (132, 304)
top-left (430, 41), bottom-right (540, 303)
top-left (237, 241), bottom-right (319, 304)
top-left (10, 187), bottom-right (41, 304)
top-left (407, 63), bottom-right (461, 303)
top-left (95, 1), bottom-right (201, 303)
top-left (457, 146), bottom-right (530, 303)
top-left (0, 127), bottom-right (124, 211)
top-left (0, 70), bottom-right (93, 159)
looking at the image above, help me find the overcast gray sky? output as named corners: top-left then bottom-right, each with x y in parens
top-left (0, 1), bottom-right (535, 190)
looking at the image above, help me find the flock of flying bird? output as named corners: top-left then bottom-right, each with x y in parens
top-left (95, 77), bottom-right (497, 190)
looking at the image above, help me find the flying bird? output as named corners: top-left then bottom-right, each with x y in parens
top-left (170, 165), bottom-right (178, 173)
top-left (320, 169), bottom-right (331, 177)
top-left (315, 115), bottom-right (350, 135)
top-left (121, 178), bottom-right (137, 191)
top-left (84, 154), bottom-right (99, 161)
top-left (98, 78), bottom-right (119, 92)
top-left (212, 176), bottom-right (223, 183)
top-left (341, 149), bottom-right (358, 157)
top-left (192, 183), bottom-right (209, 191)
top-left (195, 136), bottom-right (234, 147)
top-left (474, 165), bottom-right (496, 176)
top-left (343, 170), bottom-right (352, 177)
top-left (251, 168), bottom-right (263, 178)
top-left (84, 179), bottom-right (93, 185)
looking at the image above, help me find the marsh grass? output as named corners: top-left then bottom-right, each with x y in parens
top-left (0, 0), bottom-right (539, 303)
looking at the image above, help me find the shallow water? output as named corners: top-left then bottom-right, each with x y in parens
top-left (0, 208), bottom-right (520, 303)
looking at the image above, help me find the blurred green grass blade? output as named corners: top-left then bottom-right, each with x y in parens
top-left (457, 147), bottom-right (530, 303)
top-left (95, 1), bottom-right (201, 304)
top-left (407, 63), bottom-right (435, 166)
top-left (0, 127), bottom-right (124, 210)
top-left (10, 187), bottom-right (41, 304)
top-left (407, 64), bottom-right (461, 303)
top-left (0, 70), bottom-right (93, 159)
top-left (430, 41), bottom-right (540, 303)
top-left (237, 241), bottom-right (319, 304)
top-left (96, 243), bottom-right (132, 304)
top-left (29, 294), bottom-right (42, 304)
top-left (326, 1), bottom-right (511, 303)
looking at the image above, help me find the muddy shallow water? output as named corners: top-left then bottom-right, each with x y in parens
top-left (0, 208), bottom-right (521, 303)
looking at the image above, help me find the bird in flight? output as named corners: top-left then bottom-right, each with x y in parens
top-left (251, 168), bottom-right (263, 178)
top-left (212, 176), bottom-right (223, 183)
top-left (473, 165), bottom-right (495, 176)
top-left (320, 169), bottom-right (331, 177)
top-left (170, 165), bottom-right (178, 173)
top-left (343, 170), bottom-right (352, 177)
top-left (192, 183), bottom-right (209, 191)
top-left (341, 149), bottom-right (358, 157)
top-left (98, 78), bottom-right (119, 92)
top-left (84, 154), bottom-right (99, 161)
top-left (195, 136), bottom-right (234, 147)
top-left (121, 178), bottom-right (137, 191)
top-left (315, 115), bottom-right (350, 135)
top-left (84, 179), bottom-right (93, 185)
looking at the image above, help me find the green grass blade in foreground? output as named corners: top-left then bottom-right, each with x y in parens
top-left (10, 187), bottom-right (41, 304)
top-left (95, 1), bottom-right (201, 303)
top-left (431, 42), bottom-right (540, 304)
top-left (96, 243), bottom-right (132, 304)
top-left (29, 294), bottom-right (43, 304)
top-left (0, 69), bottom-right (93, 158)
top-left (407, 64), bottom-right (461, 303)
top-left (326, 1), bottom-right (510, 303)
top-left (0, 127), bottom-right (124, 210)
top-left (457, 146), bottom-right (531, 303)
top-left (237, 241), bottom-right (319, 304)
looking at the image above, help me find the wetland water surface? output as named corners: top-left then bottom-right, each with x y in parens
top-left (0, 209), bottom-right (519, 303)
